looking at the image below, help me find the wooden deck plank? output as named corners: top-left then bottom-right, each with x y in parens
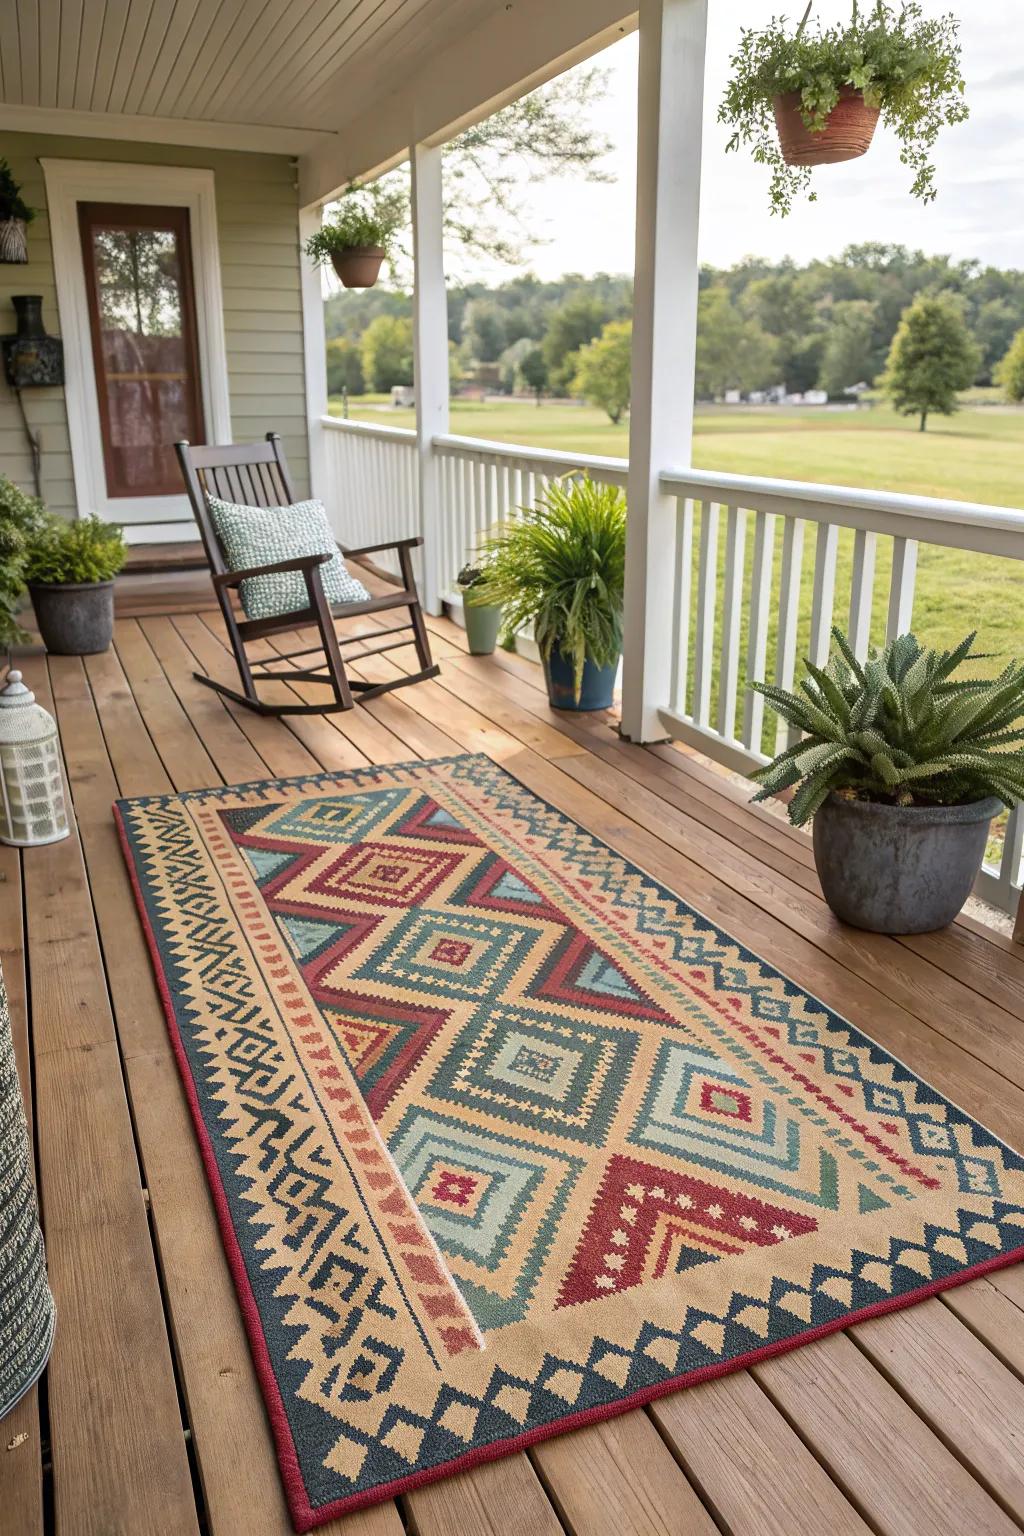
top-left (854, 1300), bottom-right (1024, 1519)
top-left (0, 845), bottom-right (44, 1536)
top-left (529, 1412), bottom-right (718, 1535)
top-left (755, 1332), bottom-right (1018, 1536)
top-left (113, 619), bottom-right (223, 792)
top-left (648, 1369), bottom-right (873, 1536)
top-left (403, 1453), bottom-right (564, 1536)
top-left (19, 655), bottom-right (199, 1536)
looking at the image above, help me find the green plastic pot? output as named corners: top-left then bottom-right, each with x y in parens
top-left (462, 599), bottom-right (502, 656)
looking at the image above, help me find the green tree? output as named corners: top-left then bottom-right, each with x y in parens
top-left (542, 294), bottom-right (610, 394)
top-left (818, 301), bottom-right (877, 397)
top-left (995, 328), bottom-right (1024, 403)
top-left (882, 294), bottom-right (980, 431)
top-left (325, 336), bottom-right (364, 397)
top-left (360, 314), bottom-right (414, 392)
top-left (572, 320), bottom-right (632, 424)
top-left (695, 287), bottom-right (779, 399)
top-left (519, 344), bottom-right (548, 404)
top-left (462, 299), bottom-right (507, 363)
top-left (975, 299), bottom-right (1023, 383)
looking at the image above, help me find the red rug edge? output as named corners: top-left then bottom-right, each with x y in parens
top-left (113, 801), bottom-right (1024, 1534)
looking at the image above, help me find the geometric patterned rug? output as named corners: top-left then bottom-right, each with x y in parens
top-left (115, 753), bottom-right (1024, 1532)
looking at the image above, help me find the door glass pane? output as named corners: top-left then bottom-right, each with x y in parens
top-left (79, 203), bottom-right (205, 499)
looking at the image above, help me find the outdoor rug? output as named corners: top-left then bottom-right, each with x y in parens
top-left (115, 753), bottom-right (1024, 1532)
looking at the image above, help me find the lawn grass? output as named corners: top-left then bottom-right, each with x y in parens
top-left (331, 395), bottom-right (1024, 676)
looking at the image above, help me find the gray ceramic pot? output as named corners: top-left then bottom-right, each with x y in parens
top-left (29, 580), bottom-right (115, 655)
top-left (812, 793), bottom-right (1001, 934)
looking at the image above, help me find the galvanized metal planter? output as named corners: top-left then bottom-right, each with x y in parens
top-left (812, 793), bottom-right (1001, 934)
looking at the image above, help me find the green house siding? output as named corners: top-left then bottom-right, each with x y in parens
top-left (0, 132), bottom-right (309, 520)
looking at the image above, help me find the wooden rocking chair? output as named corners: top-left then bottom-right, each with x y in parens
top-left (175, 434), bottom-right (439, 716)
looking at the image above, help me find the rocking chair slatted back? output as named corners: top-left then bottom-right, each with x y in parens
top-left (176, 433), bottom-right (296, 579)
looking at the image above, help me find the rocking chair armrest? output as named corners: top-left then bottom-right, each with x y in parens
top-left (212, 551), bottom-right (331, 589)
top-left (340, 535), bottom-right (424, 558)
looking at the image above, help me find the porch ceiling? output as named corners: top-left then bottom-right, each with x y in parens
top-left (0, 0), bottom-right (636, 201)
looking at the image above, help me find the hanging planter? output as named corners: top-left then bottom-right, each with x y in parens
top-left (0, 160), bottom-right (34, 264)
top-left (330, 246), bottom-right (386, 290)
top-left (773, 85), bottom-right (879, 167)
top-left (719, 2), bottom-right (969, 216)
top-left (304, 181), bottom-right (406, 292)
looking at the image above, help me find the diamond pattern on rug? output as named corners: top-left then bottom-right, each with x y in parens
top-left (116, 754), bottom-right (1024, 1531)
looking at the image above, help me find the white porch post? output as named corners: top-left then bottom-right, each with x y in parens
top-left (298, 204), bottom-right (330, 504)
top-left (620, 0), bottom-right (708, 742)
top-left (411, 142), bottom-right (450, 616)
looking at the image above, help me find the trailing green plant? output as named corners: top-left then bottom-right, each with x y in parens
top-left (0, 475), bottom-right (47, 648)
top-left (0, 159), bottom-right (35, 223)
top-left (303, 183), bottom-right (407, 264)
top-left (25, 515), bottom-right (127, 586)
top-left (472, 474), bottom-right (626, 702)
top-left (750, 628), bottom-right (1024, 826)
top-left (719, 2), bottom-right (968, 216)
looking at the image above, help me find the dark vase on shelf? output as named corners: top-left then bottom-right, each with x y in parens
top-left (2, 296), bottom-right (64, 389)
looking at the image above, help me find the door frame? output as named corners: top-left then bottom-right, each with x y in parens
top-left (42, 159), bottom-right (232, 541)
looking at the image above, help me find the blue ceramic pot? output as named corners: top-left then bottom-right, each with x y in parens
top-left (542, 646), bottom-right (619, 711)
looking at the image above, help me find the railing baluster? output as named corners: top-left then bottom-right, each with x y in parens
top-left (848, 528), bottom-right (877, 660)
top-left (742, 510), bottom-right (775, 754)
top-left (669, 497), bottom-right (694, 715)
top-left (775, 514), bottom-right (805, 751)
top-left (692, 501), bottom-right (719, 728)
top-left (717, 506), bottom-right (746, 741)
top-left (809, 522), bottom-right (839, 666)
top-left (886, 535), bottom-right (918, 640)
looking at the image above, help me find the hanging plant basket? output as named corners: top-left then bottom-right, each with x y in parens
top-left (329, 245), bottom-right (385, 289)
top-left (773, 85), bottom-right (880, 167)
top-left (0, 217), bottom-right (28, 265)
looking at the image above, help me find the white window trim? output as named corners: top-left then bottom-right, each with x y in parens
top-left (42, 159), bottom-right (232, 536)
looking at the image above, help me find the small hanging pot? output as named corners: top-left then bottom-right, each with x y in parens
top-left (773, 86), bottom-right (880, 167)
top-left (330, 246), bottom-right (385, 289)
top-left (0, 218), bottom-right (28, 264)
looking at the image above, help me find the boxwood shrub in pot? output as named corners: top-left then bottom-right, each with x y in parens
top-left (25, 515), bottom-right (126, 655)
top-left (719, 1), bottom-right (968, 217)
top-left (751, 628), bottom-right (1024, 934)
top-left (471, 474), bottom-right (626, 711)
top-left (303, 182), bottom-right (406, 289)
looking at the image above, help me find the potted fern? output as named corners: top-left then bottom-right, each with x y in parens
top-left (472, 475), bottom-right (626, 711)
top-left (751, 629), bottom-right (1024, 933)
top-left (719, 2), bottom-right (968, 217)
top-left (25, 515), bottom-right (126, 655)
top-left (303, 183), bottom-right (406, 289)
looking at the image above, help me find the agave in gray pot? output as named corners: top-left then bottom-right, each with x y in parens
top-left (750, 629), bottom-right (1024, 934)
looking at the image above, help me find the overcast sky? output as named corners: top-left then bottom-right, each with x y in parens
top-left (505, 0), bottom-right (1022, 280)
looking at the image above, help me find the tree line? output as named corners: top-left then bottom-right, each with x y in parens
top-left (324, 242), bottom-right (1024, 427)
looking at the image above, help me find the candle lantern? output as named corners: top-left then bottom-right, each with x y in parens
top-left (0, 670), bottom-right (69, 847)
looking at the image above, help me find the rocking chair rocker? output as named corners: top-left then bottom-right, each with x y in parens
top-left (175, 434), bottom-right (439, 716)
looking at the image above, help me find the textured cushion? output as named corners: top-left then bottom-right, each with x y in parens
top-left (207, 496), bottom-right (370, 621)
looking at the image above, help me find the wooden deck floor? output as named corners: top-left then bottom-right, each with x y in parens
top-left (8, 570), bottom-right (1024, 1536)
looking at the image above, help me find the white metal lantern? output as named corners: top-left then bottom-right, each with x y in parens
top-left (0, 670), bottom-right (69, 847)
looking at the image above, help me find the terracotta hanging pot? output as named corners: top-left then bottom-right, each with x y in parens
top-left (773, 85), bottom-right (880, 167)
top-left (330, 245), bottom-right (385, 289)
top-left (0, 218), bottom-right (28, 264)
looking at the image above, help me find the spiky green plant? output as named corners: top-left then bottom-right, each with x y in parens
top-left (472, 474), bottom-right (626, 702)
top-left (751, 628), bottom-right (1024, 827)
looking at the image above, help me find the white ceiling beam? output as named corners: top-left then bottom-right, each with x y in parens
top-left (0, 101), bottom-right (332, 155)
top-left (298, 0), bottom-right (638, 208)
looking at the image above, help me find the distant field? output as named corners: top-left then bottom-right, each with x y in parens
top-left (329, 395), bottom-right (1024, 676)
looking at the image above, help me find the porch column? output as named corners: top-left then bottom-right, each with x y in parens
top-left (411, 141), bottom-right (450, 616)
top-left (298, 204), bottom-right (330, 504)
top-left (620, 0), bottom-right (708, 742)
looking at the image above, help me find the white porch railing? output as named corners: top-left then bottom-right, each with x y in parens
top-left (323, 417), bottom-right (419, 579)
top-left (318, 419), bottom-right (1024, 917)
